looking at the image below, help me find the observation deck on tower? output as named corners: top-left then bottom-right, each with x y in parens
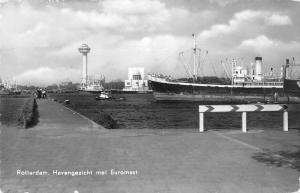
top-left (78, 44), bottom-right (91, 55)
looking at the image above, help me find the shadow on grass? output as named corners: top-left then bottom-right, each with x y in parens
top-left (252, 146), bottom-right (300, 171)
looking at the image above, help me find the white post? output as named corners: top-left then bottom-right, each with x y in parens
top-left (242, 112), bottom-right (247, 133)
top-left (199, 112), bottom-right (204, 132)
top-left (283, 110), bottom-right (288, 131)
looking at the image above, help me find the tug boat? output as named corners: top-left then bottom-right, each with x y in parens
top-left (95, 90), bottom-right (126, 101)
top-left (95, 91), bottom-right (112, 100)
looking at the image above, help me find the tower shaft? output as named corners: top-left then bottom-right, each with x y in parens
top-left (78, 44), bottom-right (91, 89)
top-left (82, 53), bottom-right (88, 86)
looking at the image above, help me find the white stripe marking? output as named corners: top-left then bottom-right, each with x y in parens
top-left (235, 105), bottom-right (258, 112)
top-left (259, 105), bottom-right (283, 111)
top-left (212, 131), bottom-right (261, 151)
top-left (210, 105), bottom-right (233, 112)
top-left (199, 106), bottom-right (209, 112)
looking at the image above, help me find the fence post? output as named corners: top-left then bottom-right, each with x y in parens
top-left (199, 112), bottom-right (204, 132)
top-left (283, 110), bottom-right (288, 131)
top-left (242, 112), bottom-right (247, 133)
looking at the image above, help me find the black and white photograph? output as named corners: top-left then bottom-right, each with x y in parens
top-left (0, 0), bottom-right (300, 192)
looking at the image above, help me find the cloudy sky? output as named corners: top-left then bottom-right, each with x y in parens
top-left (0, 0), bottom-right (299, 86)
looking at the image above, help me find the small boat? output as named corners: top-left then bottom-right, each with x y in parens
top-left (96, 91), bottom-right (111, 100)
top-left (95, 91), bottom-right (126, 101)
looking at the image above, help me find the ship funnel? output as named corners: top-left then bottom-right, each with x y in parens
top-left (283, 58), bottom-right (290, 79)
top-left (255, 57), bottom-right (262, 76)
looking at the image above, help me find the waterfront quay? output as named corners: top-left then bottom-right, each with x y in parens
top-left (0, 99), bottom-right (299, 193)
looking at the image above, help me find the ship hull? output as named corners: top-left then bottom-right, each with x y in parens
top-left (153, 92), bottom-right (300, 103)
top-left (148, 79), bottom-right (300, 103)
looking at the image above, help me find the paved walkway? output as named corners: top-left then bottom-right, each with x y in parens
top-left (0, 99), bottom-right (299, 193)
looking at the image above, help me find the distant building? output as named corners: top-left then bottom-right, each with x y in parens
top-left (60, 81), bottom-right (73, 87)
top-left (59, 81), bottom-right (80, 91)
top-left (123, 67), bottom-right (149, 91)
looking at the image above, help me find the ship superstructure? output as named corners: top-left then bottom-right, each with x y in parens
top-left (230, 57), bottom-right (283, 87)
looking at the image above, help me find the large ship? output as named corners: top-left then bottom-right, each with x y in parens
top-left (79, 76), bottom-right (105, 94)
top-left (79, 82), bottom-right (104, 93)
top-left (148, 35), bottom-right (300, 103)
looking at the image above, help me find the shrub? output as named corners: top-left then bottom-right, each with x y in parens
top-left (94, 112), bottom-right (118, 129)
top-left (18, 98), bottom-right (39, 128)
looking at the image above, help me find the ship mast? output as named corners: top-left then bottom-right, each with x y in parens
top-left (192, 34), bottom-right (197, 80)
top-left (231, 59), bottom-right (236, 85)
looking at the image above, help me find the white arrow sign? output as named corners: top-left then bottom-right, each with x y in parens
top-left (199, 104), bottom-right (289, 133)
top-left (199, 104), bottom-right (286, 113)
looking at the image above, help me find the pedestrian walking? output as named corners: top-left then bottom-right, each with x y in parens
top-left (42, 89), bottom-right (47, 99)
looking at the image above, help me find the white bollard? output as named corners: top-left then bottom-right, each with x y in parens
top-left (283, 111), bottom-right (288, 131)
top-left (242, 112), bottom-right (247, 133)
top-left (199, 112), bottom-right (204, 132)
top-left (289, 177), bottom-right (300, 193)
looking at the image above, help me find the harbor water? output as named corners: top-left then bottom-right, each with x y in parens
top-left (49, 93), bottom-right (300, 130)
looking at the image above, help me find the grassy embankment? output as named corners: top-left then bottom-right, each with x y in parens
top-left (18, 98), bottom-right (39, 128)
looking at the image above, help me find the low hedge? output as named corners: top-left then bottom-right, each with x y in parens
top-left (93, 112), bottom-right (118, 129)
top-left (18, 98), bottom-right (39, 128)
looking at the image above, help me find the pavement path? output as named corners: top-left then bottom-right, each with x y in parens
top-left (0, 99), bottom-right (299, 193)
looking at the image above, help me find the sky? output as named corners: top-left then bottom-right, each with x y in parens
top-left (0, 0), bottom-right (299, 86)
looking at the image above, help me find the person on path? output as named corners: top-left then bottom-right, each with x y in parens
top-left (42, 89), bottom-right (47, 99)
top-left (37, 89), bottom-right (42, 99)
